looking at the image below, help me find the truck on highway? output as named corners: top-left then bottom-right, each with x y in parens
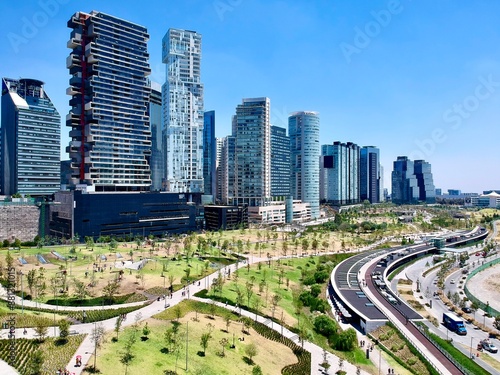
top-left (443, 312), bottom-right (467, 335)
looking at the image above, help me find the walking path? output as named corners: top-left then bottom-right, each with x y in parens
top-left (0, 240), bottom-right (395, 374)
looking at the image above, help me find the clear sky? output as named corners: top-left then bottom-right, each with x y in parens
top-left (1, 0), bottom-right (499, 194)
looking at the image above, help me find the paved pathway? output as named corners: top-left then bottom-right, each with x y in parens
top-left (0, 245), bottom-right (395, 374)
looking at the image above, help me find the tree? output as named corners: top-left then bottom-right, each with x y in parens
top-left (141, 322), bottom-right (151, 341)
top-left (494, 316), bottom-right (500, 330)
top-left (103, 280), bottom-right (120, 303)
top-left (58, 319), bottom-right (71, 343)
top-left (28, 349), bottom-right (44, 375)
top-left (245, 343), bottom-right (258, 363)
top-left (219, 338), bottom-right (229, 357)
top-left (73, 278), bottom-right (89, 301)
top-left (34, 321), bottom-right (48, 342)
top-left (200, 329), bottom-right (213, 356)
top-left (121, 333), bottom-right (137, 375)
top-left (114, 314), bottom-right (124, 341)
top-left (271, 294), bottom-right (282, 319)
top-left (91, 323), bottom-right (106, 369)
top-left (252, 365), bottom-right (263, 375)
top-left (223, 315), bottom-right (231, 333)
top-left (27, 269), bottom-right (37, 297)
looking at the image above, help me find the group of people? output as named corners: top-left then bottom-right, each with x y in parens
top-left (56, 369), bottom-right (74, 375)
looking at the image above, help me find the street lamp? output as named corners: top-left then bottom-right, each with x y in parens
top-left (470, 336), bottom-right (474, 359)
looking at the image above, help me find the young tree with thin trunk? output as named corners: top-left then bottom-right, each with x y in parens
top-left (245, 343), bottom-right (258, 364)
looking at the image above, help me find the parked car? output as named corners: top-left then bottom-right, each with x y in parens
top-left (461, 306), bottom-right (472, 313)
top-left (481, 339), bottom-right (498, 353)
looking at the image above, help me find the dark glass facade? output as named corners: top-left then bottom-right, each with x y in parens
top-left (391, 156), bottom-right (419, 204)
top-left (360, 146), bottom-right (380, 203)
top-left (270, 125), bottom-right (290, 197)
top-left (414, 160), bottom-right (436, 203)
top-left (50, 191), bottom-right (201, 239)
top-left (203, 111), bottom-right (216, 197)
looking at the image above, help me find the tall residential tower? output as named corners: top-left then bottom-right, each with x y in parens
top-left (289, 111), bottom-right (320, 219)
top-left (234, 98), bottom-right (271, 207)
top-left (66, 11), bottom-right (151, 191)
top-left (162, 28), bottom-right (204, 193)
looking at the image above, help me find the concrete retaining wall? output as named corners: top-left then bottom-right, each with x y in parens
top-left (0, 205), bottom-right (39, 242)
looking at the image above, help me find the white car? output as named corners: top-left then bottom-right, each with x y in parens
top-left (482, 340), bottom-right (498, 353)
top-left (450, 279), bottom-right (455, 284)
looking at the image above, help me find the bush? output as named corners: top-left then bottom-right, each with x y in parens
top-left (313, 315), bottom-right (337, 337)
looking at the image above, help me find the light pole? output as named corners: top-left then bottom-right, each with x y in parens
top-left (20, 271), bottom-right (24, 314)
top-left (470, 336), bottom-right (474, 359)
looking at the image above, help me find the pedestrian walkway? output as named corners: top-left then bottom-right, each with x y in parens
top-left (0, 359), bottom-right (19, 375)
top-left (1, 252), bottom-right (378, 374)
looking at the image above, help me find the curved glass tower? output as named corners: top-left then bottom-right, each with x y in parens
top-left (289, 111), bottom-right (320, 219)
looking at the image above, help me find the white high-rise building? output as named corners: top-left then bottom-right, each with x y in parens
top-left (162, 28), bottom-right (204, 193)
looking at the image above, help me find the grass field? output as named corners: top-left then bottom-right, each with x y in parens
top-left (93, 313), bottom-right (296, 375)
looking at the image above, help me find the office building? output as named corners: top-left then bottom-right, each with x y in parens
top-left (270, 125), bottom-right (290, 197)
top-left (289, 111), bottom-right (320, 218)
top-left (360, 146), bottom-right (380, 203)
top-left (1, 78), bottom-right (60, 196)
top-left (150, 82), bottom-right (163, 191)
top-left (50, 190), bottom-right (202, 239)
top-left (320, 141), bottom-right (359, 206)
top-left (203, 111), bottom-right (216, 198)
top-left (162, 28), bottom-right (204, 193)
top-left (234, 98), bottom-right (271, 207)
top-left (414, 160), bottom-right (435, 203)
top-left (67, 11), bottom-right (151, 191)
top-left (391, 156), bottom-right (419, 204)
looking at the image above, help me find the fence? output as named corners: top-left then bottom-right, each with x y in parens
top-left (464, 257), bottom-right (500, 317)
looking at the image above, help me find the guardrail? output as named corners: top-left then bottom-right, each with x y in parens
top-left (464, 257), bottom-right (500, 317)
top-left (412, 321), bottom-right (473, 375)
top-left (369, 301), bottom-right (446, 375)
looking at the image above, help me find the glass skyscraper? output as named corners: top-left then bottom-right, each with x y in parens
top-left (203, 111), bottom-right (216, 198)
top-left (289, 111), bottom-right (320, 219)
top-left (162, 28), bottom-right (204, 193)
top-left (234, 98), bottom-right (271, 207)
top-left (320, 141), bottom-right (359, 206)
top-left (149, 82), bottom-right (163, 191)
top-left (67, 11), bottom-right (152, 191)
top-left (270, 125), bottom-right (290, 198)
top-left (1, 78), bottom-right (61, 196)
top-left (414, 160), bottom-right (436, 203)
top-left (360, 146), bottom-right (380, 203)
top-left (391, 156), bottom-right (419, 204)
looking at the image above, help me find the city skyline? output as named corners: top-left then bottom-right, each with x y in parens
top-left (1, 1), bottom-right (500, 193)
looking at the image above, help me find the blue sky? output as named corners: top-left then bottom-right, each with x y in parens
top-left (1, 0), bottom-right (500, 193)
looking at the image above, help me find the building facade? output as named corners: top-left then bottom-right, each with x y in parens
top-left (289, 111), bottom-right (320, 219)
top-left (414, 159), bottom-right (435, 203)
top-left (150, 82), bottom-right (163, 191)
top-left (391, 156), bottom-right (419, 204)
top-left (360, 146), bottom-right (380, 203)
top-left (270, 125), bottom-right (290, 197)
top-left (215, 137), bottom-right (224, 203)
top-left (1, 78), bottom-right (60, 196)
top-left (234, 98), bottom-right (271, 207)
top-left (67, 11), bottom-right (151, 191)
top-left (203, 110), bottom-right (216, 198)
top-left (162, 28), bottom-right (204, 193)
top-left (320, 141), bottom-right (359, 206)
top-left (220, 136), bottom-right (236, 205)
